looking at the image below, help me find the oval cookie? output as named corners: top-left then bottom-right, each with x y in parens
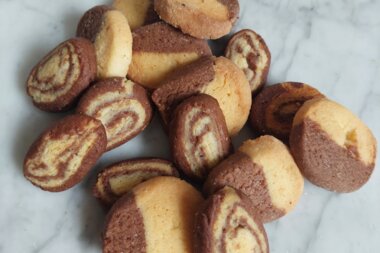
top-left (26, 38), bottom-right (97, 112)
top-left (103, 177), bottom-right (204, 253)
top-left (24, 114), bottom-right (107, 192)
top-left (170, 94), bottom-right (232, 181)
top-left (76, 77), bottom-right (152, 151)
top-left (290, 98), bottom-right (377, 192)
top-left (94, 158), bottom-right (179, 204)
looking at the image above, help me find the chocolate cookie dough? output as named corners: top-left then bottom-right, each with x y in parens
top-left (204, 135), bottom-right (304, 223)
top-left (77, 5), bottom-right (132, 79)
top-left (169, 94), bottom-right (232, 181)
top-left (26, 38), bottom-right (96, 112)
top-left (24, 114), bottom-right (107, 192)
top-left (195, 187), bottom-right (269, 253)
top-left (290, 98), bottom-right (377, 192)
top-left (127, 22), bottom-right (212, 89)
top-left (251, 82), bottom-right (324, 140)
top-left (152, 56), bottom-right (252, 136)
top-left (154, 0), bottom-right (240, 39)
top-left (225, 29), bottom-right (271, 94)
top-left (103, 177), bottom-right (204, 253)
top-left (76, 77), bottom-right (152, 151)
top-left (94, 158), bottom-right (179, 204)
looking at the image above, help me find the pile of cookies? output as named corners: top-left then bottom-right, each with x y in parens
top-left (23, 0), bottom-right (377, 252)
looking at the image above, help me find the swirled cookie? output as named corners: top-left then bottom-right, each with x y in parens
top-left (24, 114), bottom-right (107, 192)
top-left (26, 38), bottom-right (96, 112)
top-left (76, 77), bottom-right (152, 151)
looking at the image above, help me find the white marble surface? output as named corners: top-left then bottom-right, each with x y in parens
top-left (0, 0), bottom-right (379, 252)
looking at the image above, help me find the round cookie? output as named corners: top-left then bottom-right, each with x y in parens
top-left (103, 177), bottom-right (204, 253)
top-left (204, 135), bottom-right (304, 223)
top-left (225, 29), bottom-right (271, 94)
top-left (290, 98), bottom-right (377, 193)
top-left (251, 82), bottom-right (324, 141)
top-left (127, 22), bottom-right (212, 89)
top-left (170, 94), bottom-right (232, 181)
top-left (24, 114), bottom-right (107, 192)
top-left (94, 158), bottom-right (179, 204)
top-left (113, 0), bottom-right (159, 30)
top-left (26, 38), bottom-right (96, 112)
top-left (76, 77), bottom-right (152, 151)
top-left (154, 0), bottom-right (240, 39)
top-left (195, 187), bottom-right (269, 253)
top-left (152, 56), bottom-right (252, 136)
top-left (77, 5), bottom-right (132, 79)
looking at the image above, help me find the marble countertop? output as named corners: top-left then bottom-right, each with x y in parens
top-left (1, 0), bottom-right (379, 252)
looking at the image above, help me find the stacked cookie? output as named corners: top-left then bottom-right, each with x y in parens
top-left (22, 0), bottom-right (377, 252)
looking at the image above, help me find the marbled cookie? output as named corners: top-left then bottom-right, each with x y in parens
top-left (76, 77), bottom-right (152, 151)
top-left (103, 177), bottom-right (204, 253)
top-left (195, 187), bottom-right (269, 253)
top-left (152, 56), bottom-right (252, 136)
top-left (26, 38), bottom-right (96, 112)
top-left (77, 5), bottom-right (132, 79)
top-left (113, 0), bottom-right (159, 30)
top-left (24, 114), bottom-right (107, 192)
top-left (251, 82), bottom-right (324, 141)
top-left (290, 98), bottom-right (377, 192)
top-left (170, 94), bottom-right (232, 181)
top-left (225, 29), bottom-right (271, 94)
top-left (94, 158), bottom-right (179, 204)
top-left (127, 22), bottom-right (212, 89)
top-left (154, 0), bottom-right (239, 39)
top-left (204, 135), bottom-right (304, 223)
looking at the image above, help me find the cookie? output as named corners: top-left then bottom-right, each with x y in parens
top-left (77, 5), bottom-right (132, 79)
top-left (154, 0), bottom-right (240, 39)
top-left (204, 135), bottom-right (304, 223)
top-left (195, 186), bottom-right (269, 253)
top-left (152, 56), bottom-right (252, 136)
top-left (24, 114), bottom-right (107, 192)
top-left (76, 77), bottom-right (152, 151)
top-left (103, 177), bottom-right (204, 253)
top-left (26, 38), bottom-right (96, 112)
top-left (225, 29), bottom-right (271, 94)
top-left (251, 82), bottom-right (324, 141)
top-left (290, 98), bottom-right (377, 193)
top-left (93, 158), bottom-right (179, 204)
top-left (169, 94), bottom-right (232, 181)
top-left (113, 0), bottom-right (159, 30)
top-left (127, 22), bottom-right (212, 89)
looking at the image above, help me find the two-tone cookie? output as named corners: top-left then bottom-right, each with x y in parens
top-left (290, 98), bottom-right (377, 192)
top-left (195, 186), bottom-right (269, 253)
top-left (24, 114), bottom-right (107, 192)
top-left (26, 38), bottom-right (96, 112)
top-left (225, 29), bottom-right (271, 94)
top-left (204, 135), bottom-right (304, 223)
top-left (76, 77), bottom-right (152, 151)
top-left (152, 56), bottom-right (252, 136)
top-left (154, 0), bottom-right (240, 39)
top-left (127, 22), bottom-right (212, 89)
top-left (169, 94), bottom-right (232, 181)
top-left (94, 158), bottom-right (179, 204)
top-left (77, 5), bottom-right (132, 79)
top-left (251, 82), bottom-right (324, 141)
top-left (103, 177), bottom-right (204, 253)
top-left (113, 0), bottom-right (159, 30)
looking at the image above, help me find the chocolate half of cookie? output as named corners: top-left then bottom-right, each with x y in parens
top-left (169, 94), bottom-right (232, 181)
top-left (195, 186), bottom-right (269, 253)
top-left (76, 77), bottom-right (152, 151)
top-left (290, 98), bottom-right (377, 193)
top-left (94, 158), bottom-right (179, 204)
top-left (24, 114), bottom-right (107, 192)
top-left (26, 38), bottom-right (97, 112)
